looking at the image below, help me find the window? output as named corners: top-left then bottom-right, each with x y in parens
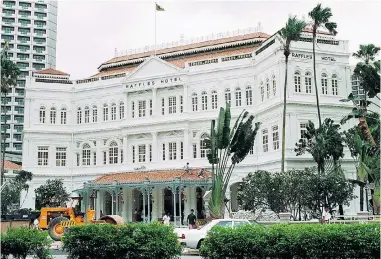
top-left (39, 106), bottom-right (45, 123)
top-left (50, 107), bottom-right (56, 124)
top-left (111, 103), bottom-right (116, 120)
top-left (321, 73), bottom-right (328, 94)
top-left (180, 142), bottom-right (184, 159)
top-left (180, 96), bottom-right (183, 113)
top-left (138, 145), bottom-right (146, 162)
top-left (77, 153), bottom-right (80, 166)
top-left (103, 104), bottom-right (108, 121)
top-left (200, 134), bottom-right (208, 158)
top-left (245, 86), bottom-right (252, 105)
top-left (272, 125), bottom-right (279, 150)
top-left (266, 78), bottom-right (270, 98)
top-left (260, 82), bottom-right (264, 101)
top-left (332, 74), bottom-right (338, 95)
top-left (132, 146), bottom-right (135, 163)
top-left (103, 151), bottom-right (107, 165)
top-left (305, 72), bottom-right (312, 93)
top-left (37, 146), bottom-right (48, 165)
top-left (138, 100), bottom-right (146, 117)
top-left (60, 108), bottom-right (67, 124)
top-left (249, 146), bottom-right (254, 155)
top-left (56, 147), bottom-right (66, 166)
top-left (262, 129), bottom-right (268, 152)
top-left (82, 144), bottom-right (91, 166)
top-left (169, 142), bottom-right (177, 160)
top-left (149, 144), bottom-right (152, 162)
top-left (211, 90), bottom-right (218, 109)
top-left (192, 93), bottom-right (198, 111)
top-left (77, 108), bottom-right (82, 124)
top-left (272, 75), bottom-right (276, 96)
top-left (132, 101), bottom-right (135, 118)
top-left (168, 96), bottom-right (176, 114)
top-left (109, 142), bottom-right (118, 164)
top-left (161, 98), bottom-right (165, 115)
top-left (225, 89), bottom-right (231, 105)
top-left (92, 106), bottom-right (97, 122)
top-left (162, 143), bottom-right (166, 161)
top-left (93, 152), bottom-right (97, 165)
top-left (351, 76), bottom-right (365, 104)
top-left (235, 87), bottom-right (242, 106)
top-left (294, 71), bottom-right (301, 93)
top-left (193, 144), bottom-right (197, 158)
top-left (84, 106), bottom-right (89, 123)
top-left (201, 91), bottom-right (208, 110)
top-left (300, 123), bottom-right (308, 142)
top-left (149, 100), bottom-right (153, 116)
top-left (215, 221), bottom-right (233, 227)
top-left (120, 102), bottom-right (125, 119)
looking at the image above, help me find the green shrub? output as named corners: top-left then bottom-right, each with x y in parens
top-left (62, 222), bottom-right (182, 259)
top-left (1, 227), bottom-right (52, 259)
top-left (200, 223), bottom-right (380, 259)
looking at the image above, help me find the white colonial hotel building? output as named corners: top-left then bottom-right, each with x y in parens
top-left (21, 28), bottom-right (361, 223)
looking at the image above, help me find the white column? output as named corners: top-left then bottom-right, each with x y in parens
top-left (151, 188), bottom-right (159, 221)
top-left (161, 189), bottom-right (165, 216)
top-left (123, 136), bottom-right (128, 164)
top-left (152, 88), bottom-right (157, 116)
top-left (183, 187), bottom-right (190, 218)
top-left (151, 132), bottom-right (158, 162)
top-left (122, 188), bottom-right (128, 221)
top-left (176, 140), bottom-right (181, 160)
top-left (96, 139), bottom-right (102, 165)
top-left (183, 129), bottom-right (189, 160)
top-left (166, 142), bottom-right (169, 161)
top-left (183, 85), bottom-right (188, 113)
top-left (96, 190), bottom-right (101, 219)
top-left (176, 94), bottom-right (180, 114)
top-left (124, 93), bottom-right (128, 117)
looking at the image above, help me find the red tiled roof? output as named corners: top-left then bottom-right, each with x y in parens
top-left (93, 168), bottom-right (211, 185)
top-left (101, 32), bottom-right (269, 67)
top-left (4, 160), bottom-right (21, 170)
top-left (34, 68), bottom-right (70, 76)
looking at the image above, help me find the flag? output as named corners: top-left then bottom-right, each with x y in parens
top-left (156, 3), bottom-right (165, 11)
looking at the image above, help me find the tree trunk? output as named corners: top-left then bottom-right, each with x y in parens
top-left (281, 55), bottom-right (289, 173)
top-left (312, 30), bottom-right (322, 127)
top-left (358, 116), bottom-right (376, 147)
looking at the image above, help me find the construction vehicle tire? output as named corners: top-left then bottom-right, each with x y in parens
top-left (99, 215), bottom-right (125, 225)
top-left (48, 216), bottom-right (69, 241)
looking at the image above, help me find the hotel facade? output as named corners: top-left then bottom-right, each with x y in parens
top-left (21, 29), bottom-right (361, 223)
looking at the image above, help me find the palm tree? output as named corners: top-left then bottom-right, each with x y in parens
top-left (278, 16), bottom-right (307, 173)
top-left (353, 44), bottom-right (380, 65)
top-left (309, 3), bottom-right (338, 127)
top-left (206, 104), bottom-right (260, 218)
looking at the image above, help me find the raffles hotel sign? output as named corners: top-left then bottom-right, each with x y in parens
top-left (125, 77), bottom-right (183, 90)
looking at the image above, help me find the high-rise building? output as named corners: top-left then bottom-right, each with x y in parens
top-left (1, 0), bottom-right (57, 159)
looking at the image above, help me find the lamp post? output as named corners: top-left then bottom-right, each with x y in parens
top-left (0, 41), bottom-right (10, 186)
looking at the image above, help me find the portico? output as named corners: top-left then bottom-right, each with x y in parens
top-left (78, 168), bottom-right (212, 226)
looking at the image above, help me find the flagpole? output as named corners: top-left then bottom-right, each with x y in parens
top-left (154, 2), bottom-right (157, 56)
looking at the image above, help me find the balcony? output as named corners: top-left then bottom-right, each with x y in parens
top-left (2, 30), bottom-right (15, 35)
top-left (19, 30), bottom-right (30, 36)
top-left (3, 12), bottom-right (16, 18)
top-left (33, 48), bottom-right (46, 54)
top-left (4, 4), bottom-right (15, 8)
top-left (18, 39), bottom-right (30, 45)
top-left (17, 48), bottom-right (31, 53)
top-left (19, 22), bottom-right (31, 28)
top-left (2, 20), bottom-right (15, 26)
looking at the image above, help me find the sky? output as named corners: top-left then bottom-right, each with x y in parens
top-left (56, 0), bottom-right (381, 79)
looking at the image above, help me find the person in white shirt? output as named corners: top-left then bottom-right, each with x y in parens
top-left (163, 213), bottom-right (171, 226)
top-left (322, 207), bottom-right (331, 223)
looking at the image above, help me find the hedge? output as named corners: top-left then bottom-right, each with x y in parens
top-left (62, 222), bottom-right (182, 259)
top-left (200, 223), bottom-right (380, 259)
top-left (1, 227), bottom-right (52, 259)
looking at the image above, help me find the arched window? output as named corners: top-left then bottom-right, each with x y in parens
top-left (60, 107), bottom-right (67, 124)
top-left (321, 73), bottom-right (328, 94)
top-left (235, 87), bottom-right (242, 106)
top-left (332, 74), bottom-right (338, 95)
top-left (305, 72), bottom-right (312, 93)
top-left (294, 71), bottom-right (301, 93)
top-left (200, 133), bottom-right (209, 158)
top-left (84, 106), bottom-right (90, 123)
top-left (50, 107), bottom-right (56, 124)
top-left (119, 101), bottom-right (125, 119)
top-left (211, 90), bottom-right (218, 109)
top-left (225, 88), bottom-right (231, 105)
top-left (39, 106), bottom-right (46, 123)
top-left (245, 86), bottom-right (252, 105)
top-left (201, 91), bottom-right (208, 110)
top-left (92, 106), bottom-right (98, 122)
top-left (77, 107), bottom-right (82, 124)
top-left (260, 82), bottom-right (264, 101)
top-left (103, 104), bottom-right (108, 121)
top-left (191, 93), bottom-right (198, 111)
top-left (111, 103), bottom-right (116, 120)
top-left (266, 78), bottom-right (270, 98)
top-left (272, 75), bottom-right (276, 96)
top-left (82, 143), bottom-right (91, 166)
top-left (109, 141), bottom-right (118, 164)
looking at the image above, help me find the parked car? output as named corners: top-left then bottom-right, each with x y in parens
top-left (174, 218), bottom-right (252, 249)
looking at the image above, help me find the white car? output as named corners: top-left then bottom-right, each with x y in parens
top-left (174, 219), bottom-right (251, 249)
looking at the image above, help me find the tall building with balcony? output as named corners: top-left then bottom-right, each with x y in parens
top-left (1, 0), bottom-right (57, 159)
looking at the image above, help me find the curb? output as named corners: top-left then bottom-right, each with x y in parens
top-left (182, 249), bottom-right (200, 255)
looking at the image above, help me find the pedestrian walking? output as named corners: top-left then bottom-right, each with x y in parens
top-left (187, 209), bottom-right (197, 229)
